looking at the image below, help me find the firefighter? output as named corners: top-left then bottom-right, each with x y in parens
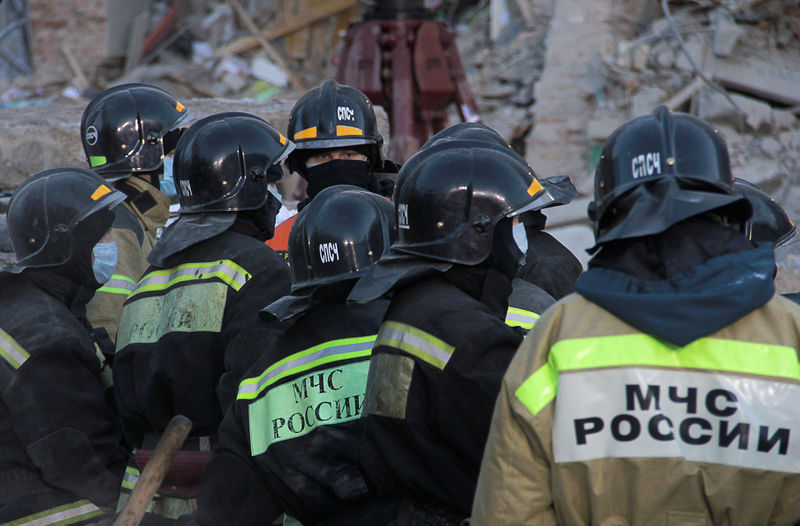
top-left (195, 185), bottom-right (397, 525)
top-left (409, 123), bottom-right (580, 327)
top-left (113, 112), bottom-right (293, 518)
top-left (80, 83), bottom-right (189, 353)
top-left (267, 79), bottom-right (394, 259)
top-left (0, 167), bottom-right (128, 524)
top-left (470, 106), bottom-right (800, 525)
top-left (346, 143), bottom-right (550, 523)
top-left (419, 122), bottom-right (583, 299)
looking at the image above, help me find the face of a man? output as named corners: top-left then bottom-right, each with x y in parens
top-left (305, 149), bottom-right (368, 167)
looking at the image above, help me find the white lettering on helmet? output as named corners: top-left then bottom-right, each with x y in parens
top-left (631, 152), bottom-right (662, 179)
top-left (397, 203), bottom-right (410, 230)
top-left (179, 179), bottom-right (193, 197)
top-left (319, 242), bottom-right (340, 264)
top-left (85, 126), bottom-right (98, 146)
top-left (337, 106), bottom-right (355, 121)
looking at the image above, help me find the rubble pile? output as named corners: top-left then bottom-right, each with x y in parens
top-left (0, 0), bottom-right (338, 108)
top-left (451, 0), bottom-right (551, 155)
top-left (588, 0), bottom-right (800, 203)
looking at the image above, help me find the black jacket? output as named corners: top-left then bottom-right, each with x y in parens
top-left (198, 297), bottom-right (393, 525)
top-left (358, 266), bottom-right (524, 520)
top-left (517, 227), bottom-right (582, 300)
top-left (0, 270), bottom-right (127, 524)
top-left (113, 225), bottom-right (290, 445)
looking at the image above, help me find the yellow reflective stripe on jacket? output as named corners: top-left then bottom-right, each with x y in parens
top-left (97, 274), bottom-right (137, 296)
top-left (121, 465), bottom-right (139, 491)
top-left (8, 499), bottom-right (103, 526)
top-left (516, 334), bottom-right (800, 417)
top-left (120, 465), bottom-right (160, 498)
top-left (238, 335), bottom-right (376, 400)
top-left (505, 307), bottom-right (540, 330)
top-left (0, 329), bottom-right (29, 369)
top-left (375, 321), bottom-right (455, 370)
top-left (130, 260), bottom-right (251, 299)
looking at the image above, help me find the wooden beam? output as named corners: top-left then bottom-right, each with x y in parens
top-left (663, 76), bottom-right (705, 110)
top-left (219, 0), bottom-right (357, 57)
top-left (61, 45), bottom-right (89, 92)
top-left (226, 0), bottom-right (305, 93)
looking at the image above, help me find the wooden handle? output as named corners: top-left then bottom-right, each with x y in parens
top-left (113, 415), bottom-right (193, 526)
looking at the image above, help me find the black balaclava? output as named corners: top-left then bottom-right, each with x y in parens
top-left (234, 191), bottom-right (282, 242)
top-left (304, 159), bottom-right (379, 200)
top-left (487, 217), bottom-right (524, 280)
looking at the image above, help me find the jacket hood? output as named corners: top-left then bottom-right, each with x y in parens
top-left (575, 244), bottom-right (776, 346)
top-left (147, 212), bottom-right (236, 266)
top-left (347, 251), bottom-right (452, 304)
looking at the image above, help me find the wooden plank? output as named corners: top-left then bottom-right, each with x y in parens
top-left (713, 54), bottom-right (800, 107)
top-left (226, 0), bottom-right (305, 92)
top-left (663, 76), bottom-right (706, 110)
top-left (264, 0), bottom-right (356, 40)
top-left (218, 0), bottom-right (357, 56)
top-left (61, 45), bottom-right (89, 91)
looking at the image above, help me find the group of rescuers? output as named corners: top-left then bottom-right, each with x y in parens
top-left (1, 77), bottom-right (800, 526)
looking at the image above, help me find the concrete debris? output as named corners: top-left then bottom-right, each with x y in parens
top-left (710, 8), bottom-right (744, 57)
top-left (631, 86), bottom-right (667, 117)
top-left (586, 0), bottom-right (800, 249)
top-left (759, 136), bottom-right (783, 157)
top-left (587, 114), bottom-right (625, 142)
top-left (250, 56), bottom-right (289, 88)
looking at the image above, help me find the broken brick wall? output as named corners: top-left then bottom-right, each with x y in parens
top-left (28, 0), bottom-right (109, 85)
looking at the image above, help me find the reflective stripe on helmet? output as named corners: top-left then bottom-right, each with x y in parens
top-left (294, 126), bottom-right (318, 140)
top-left (526, 178), bottom-right (543, 196)
top-left (0, 329), bottom-right (29, 369)
top-left (375, 321), bottom-right (455, 370)
top-left (336, 125), bottom-right (363, 136)
top-left (9, 499), bottom-right (103, 526)
top-left (90, 184), bottom-right (112, 200)
top-left (515, 334), bottom-right (800, 417)
top-left (237, 335), bottom-right (376, 400)
top-left (505, 306), bottom-right (540, 330)
top-left (129, 260), bottom-right (252, 298)
top-left (89, 155), bottom-right (107, 167)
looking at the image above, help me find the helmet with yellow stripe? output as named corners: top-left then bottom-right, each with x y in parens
top-left (391, 143), bottom-right (547, 270)
top-left (286, 80), bottom-right (383, 177)
top-left (173, 112), bottom-right (294, 214)
top-left (6, 167), bottom-right (126, 272)
top-left (81, 83), bottom-right (189, 181)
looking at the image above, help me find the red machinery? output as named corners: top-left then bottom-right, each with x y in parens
top-left (336, 0), bottom-right (482, 163)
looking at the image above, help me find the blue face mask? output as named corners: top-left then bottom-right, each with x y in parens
top-left (513, 222), bottom-right (528, 254)
top-left (161, 157), bottom-right (179, 203)
top-left (92, 241), bottom-right (118, 284)
top-left (268, 184), bottom-right (282, 204)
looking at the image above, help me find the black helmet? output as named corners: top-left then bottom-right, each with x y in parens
top-left (6, 167), bottom-right (126, 271)
top-left (391, 145), bottom-right (545, 265)
top-left (420, 122), bottom-right (509, 150)
top-left (173, 112), bottom-right (294, 214)
top-left (736, 179), bottom-right (797, 247)
top-left (286, 80), bottom-right (383, 176)
top-left (588, 105), bottom-right (750, 249)
top-left (400, 130), bottom-right (575, 210)
top-left (81, 83), bottom-right (189, 181)
top-left (289, 185), bottom-right (395, 293)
